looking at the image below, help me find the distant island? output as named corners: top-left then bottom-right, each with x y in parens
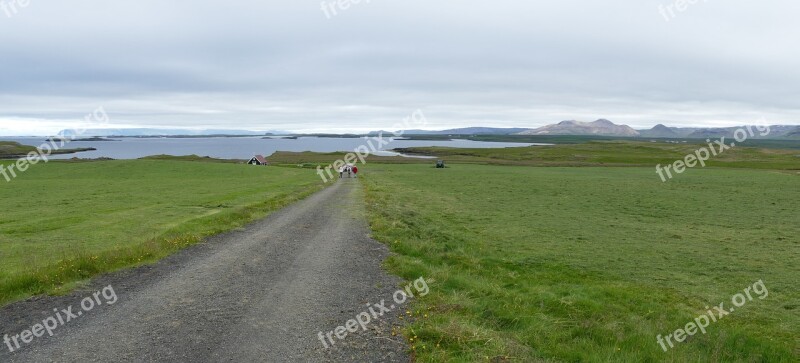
top-left (56, 128), bottom-right (290, 138)
top-left (46, 137), bottom-right (120, 142)
top-left (111, 134), bottom-right (264, 139)
top-left (0, 141), bottom-right (96, 158)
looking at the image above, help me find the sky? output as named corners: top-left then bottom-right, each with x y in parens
top-left (0, 0), bottom-right (798, 135)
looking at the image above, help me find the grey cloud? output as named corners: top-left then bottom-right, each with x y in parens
top-left (0, 0), bottom-right (798, 135)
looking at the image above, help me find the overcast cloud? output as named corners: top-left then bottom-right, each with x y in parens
top-left (0, 0), bottom-right (798, 135)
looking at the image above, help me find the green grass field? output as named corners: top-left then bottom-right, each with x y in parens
top-left (361, 164), bottom-right (799, 362)
top-left (2, 140), bottom-right (799, 361)
top-left (264, 140), bottom-right (800, 171)
top-left (0, 159), bottom-right (323, 304)
top-left (394, 141), bottom-right (800, 169)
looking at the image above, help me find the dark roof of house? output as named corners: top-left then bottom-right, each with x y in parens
top-left (251, 155), bottom-right (268, 164)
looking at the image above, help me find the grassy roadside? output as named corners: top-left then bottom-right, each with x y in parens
top-left (266, 151), bottom-right (431, 166)
top-left (0, 159), bottom-right (325, 305)
top-left (362, 164), bottom-right (799, 362)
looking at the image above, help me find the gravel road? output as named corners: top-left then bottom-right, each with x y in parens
top-left (0, 178), bottom-right (410, 362)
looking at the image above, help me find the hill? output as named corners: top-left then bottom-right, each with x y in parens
top-left (639, 124), bottom-right (680, 138)
top-left (389, 127), bottom-right (530, 135)
top-left (785, 126), bottom-right (800, 139)
top-left (517, 119), bottom-right (640, 137)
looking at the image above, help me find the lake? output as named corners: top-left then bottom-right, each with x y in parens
top-left (1, 136), bottom-right (545, 160)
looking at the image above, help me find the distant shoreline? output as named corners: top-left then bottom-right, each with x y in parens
top-left (46, 137), bottom-right (120, 142)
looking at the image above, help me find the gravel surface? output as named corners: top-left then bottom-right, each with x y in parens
top-left (0, 178), bottom-right (410, 362)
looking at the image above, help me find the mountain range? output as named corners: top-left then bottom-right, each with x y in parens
top-left (405, 120), bottom-right (800, 139)
top-left (636, 124), bottom-right (800, 139)
top-left (51, 121), bottom-right (800, 139)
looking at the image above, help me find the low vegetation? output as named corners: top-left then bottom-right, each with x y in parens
top-left (362, 164), bottom-right (799, 361)
top-left (0, 159), bottom-right (323, 305)
top-left (138, 154), bottom-right (242, 163)
top-left (265, 141), bottom-right (800, 171)
top-left (0, 141), bottom-right (94, 158)
top-left (266, 151), bottom-right (430, 166)
top-left (2, 139), bottom-right (798, 361)
top-left (395, 140), bottom-right (800, 169)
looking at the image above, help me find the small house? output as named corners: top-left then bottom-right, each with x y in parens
top-left (248, 155), bottom-right (268, 166)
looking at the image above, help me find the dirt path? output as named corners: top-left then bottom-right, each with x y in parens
top-left (0, 179), bottom-right (410, 362)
